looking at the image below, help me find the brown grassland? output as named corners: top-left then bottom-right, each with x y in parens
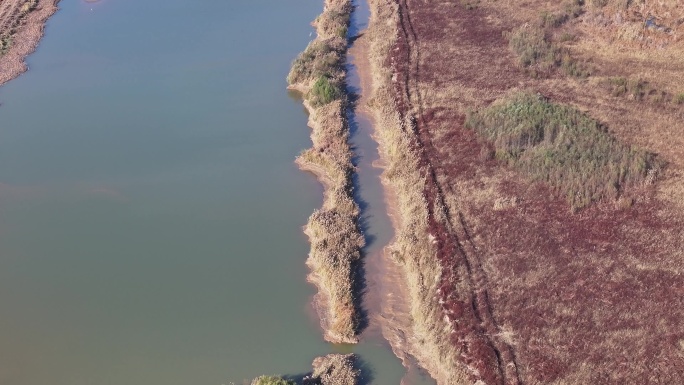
top-left (365, 0), bottom-right (684, 383)
top-left (0, 0), bottom-right (59, 86)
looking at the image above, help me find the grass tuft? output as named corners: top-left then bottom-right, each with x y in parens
top-left (251, 376), bottom-right (295, 385)
top-left (460, 0), bottom-right (480, 10)
top-left (603, 77), bottom-right (675, 104)
top-left (309, 75), bottom-right (343, 107)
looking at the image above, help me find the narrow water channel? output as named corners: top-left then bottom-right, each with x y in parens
top-left (346, 2), bottom-right (436, 384)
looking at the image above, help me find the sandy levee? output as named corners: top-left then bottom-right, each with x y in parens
top-left (0, 0), bottom-right (59, 86)
top-left (288, 0), bottom-right (364, 344)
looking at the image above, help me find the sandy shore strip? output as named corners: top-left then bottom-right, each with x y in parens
top-left (0, 0), bottom-right (59, 86)
top-left (288, 0), bottom-right (364, 344)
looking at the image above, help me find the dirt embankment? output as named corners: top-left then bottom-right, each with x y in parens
top-left (0, 0), bottom-right (59, 86)
top-left (288, 0), bottom-right (364, 344)
top-left (365, 0), bottom-right (684, 384)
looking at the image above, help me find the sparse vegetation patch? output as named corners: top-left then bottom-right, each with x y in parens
top-left (539, 0), bottom-right (583, 29)
top-left (466, 92), bottom-right (661, 210)
top-left (303, 353), bottom-right (359, 385)
top-left (507, 24), bottom-right (589, 78)
top-left (460, 0), bottom-right (480, 11)
top-left (287, 40), bottom-right (345, 86)
top-left (252, 354), bottom-right (358, 385)
top-left (309, 75), bottom-right (343, 107)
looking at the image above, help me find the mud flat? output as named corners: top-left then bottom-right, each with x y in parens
top-left (0, 0), bottom-right (59, 86)
top-left (288, 0), bottom-right (363, 344)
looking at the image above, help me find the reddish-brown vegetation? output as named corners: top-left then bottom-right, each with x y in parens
top-left (367, 0), bottom-right (684, 383)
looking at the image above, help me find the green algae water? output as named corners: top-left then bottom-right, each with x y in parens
top-left (0, 0), bottom-right (429, 384)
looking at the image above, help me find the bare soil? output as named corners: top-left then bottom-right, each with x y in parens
top-left (366, 0), bottom-right (684, 383)
top-left (0, 0), bottom-right (59, 86)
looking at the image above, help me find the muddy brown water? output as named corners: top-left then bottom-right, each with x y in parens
top-left (0, 0), bottom-right (434, 384)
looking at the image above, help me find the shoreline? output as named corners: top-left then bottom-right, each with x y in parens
top-left (0, 0), bottom-right (59, 87)
top-left (288, 0), bottom-right (364, 344)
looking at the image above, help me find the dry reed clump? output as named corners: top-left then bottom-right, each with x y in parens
top-left (465, 91), bottom-right (662, 211)
top-left (252, 354), bottom-right (358, 385)
top-left (289, 0), bottom-right (363, 344)
top-left (303, 353), bottom-right (359, 385)
top-left (364, 0), bottom-right (468, 383)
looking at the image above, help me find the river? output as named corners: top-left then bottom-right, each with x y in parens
top-left (0, 0), bottom-right (432, 384)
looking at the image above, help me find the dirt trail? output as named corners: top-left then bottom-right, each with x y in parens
top-left (0, 0), bottom-right (59, 86)
top-left (388, 0), bottom-right (521, 383)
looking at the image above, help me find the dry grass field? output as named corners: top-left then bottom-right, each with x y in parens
top-left (366, 0), bottom-right (684, 383)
